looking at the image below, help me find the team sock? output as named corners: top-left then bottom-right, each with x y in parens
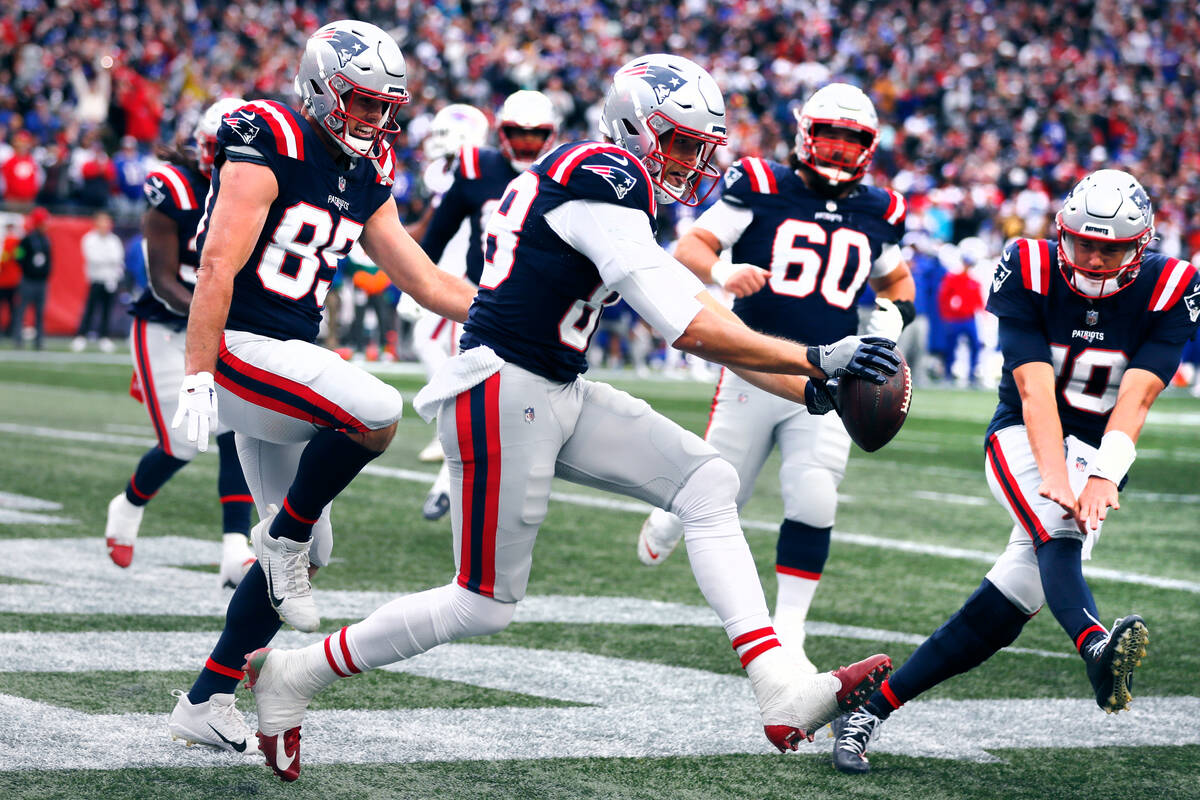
top-left (863, 579), bottom-right (1030, 719)
top-left (215, 431), bottom-right (252, 535)
top-left (125, 446), bottom-right (188, 506)
top-left (774, 519), bottom-right (829, 619)
top-left (1036, 537), bottom-right (1106, 655)
top-left (188, 562), bottom-right (282, 704)
top-left (269, 428), bottom-right (381, 542)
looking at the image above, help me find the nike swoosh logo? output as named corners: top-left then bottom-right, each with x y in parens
top-left (208, 724), bottom-right (246, 753)
top-left (266, 571), bottom-right (285, 607)
top-left (604, 153), bottom-right (629, 166)
top-left (644, 541), bottom-right (660, 560)
top-left (237, 110), bottom-right (256, 121)
top-left (275, 736), bottom-right (296, 771)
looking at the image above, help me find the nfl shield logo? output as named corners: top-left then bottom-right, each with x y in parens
top-left (524, 406), bottom-right (535, 424)
top-left (1074, 456), bottom-right (1088, 472)
top-left (338, 176), bottom-right (347, 193)
top-left (1085, 309), bottom-right (1099, 326)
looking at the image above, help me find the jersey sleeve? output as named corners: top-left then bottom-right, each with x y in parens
top-left (985, 239), bottom-right (1041, 324)
top-left (717, 159), bottom-right (759, 209)
top-left (421, 174), bottom-right (472, 263)
top-left (1131, 264), bottom-right (1200, 381)
top-left (143, 165), bottom-right (200, 219)
top-left (544, 144), bottom-right (656, 222)
top-left (215, 100), bottom-right (304, 172)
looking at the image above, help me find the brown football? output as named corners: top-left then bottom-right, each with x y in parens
top-left (838, 350), bottom-right (912, 452)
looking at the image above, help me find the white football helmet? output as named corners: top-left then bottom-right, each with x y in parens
top-left (1056, 169), bottom-right (1155, 298)
top-left (793, 83), bottom-right (879, 187)
top-left (599, 54), bottom-right (727, 206)
top-left (194, 97), bottom-right (247, 177)
top-left (497, 90), bottom-right (559, 170)
top-left (294, 20), bottom-right (409, 177)
top-left (423, 103), bottom-right (489, 162)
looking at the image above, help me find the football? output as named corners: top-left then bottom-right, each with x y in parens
top-left (838, 350), bottom-right (912, 452)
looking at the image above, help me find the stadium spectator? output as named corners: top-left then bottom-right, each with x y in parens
top-left (935, 244), bottom-right (985, 386)
top-left (11, 206), bottom-right (51, 349)
top-left (0, 218), bottom-right (20, 336)
top-left (112, 136), bottom-right (150, 218)
top-left (1, 130), bottom-right (40, 205)
top-left (73, 210), bottom-right (125, 352)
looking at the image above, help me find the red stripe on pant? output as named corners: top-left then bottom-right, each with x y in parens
top-left (455, 388), bottom-right (476, 590)
top-left (133, 319), bottom-right (171, 455)
top-left (478, 375), bottom-right (501, 597)
top-left (986, 434), bottom-right (1051, 544)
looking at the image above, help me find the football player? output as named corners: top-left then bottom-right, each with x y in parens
top-left (240, 54), bottom-right (897, 783)
top-left (634, 82), bottom-right (915, 673)
top-left (832, 169), bottom-right (1200, 774)
top-left (415, 90), bottom-right (560, 521)
top-left (104, 97), bottom-right (256, 587)
top-left (165, 20), bottom-right (475, 754)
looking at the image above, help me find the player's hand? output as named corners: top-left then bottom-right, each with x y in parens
top-left (807, 335), bottom-right (900, 384)
top-left (171, 371), bottom-right (218, 453)
top-left (1037, 476), bottom-right (1079, 527)
top-left (1076, 475), bottom-right (1119, 533)
top-left (803, 377), bottom-right (840, 415)
top-left (396, 292), bottom-right (425, 324)
top-left (710, 260), bottom-right (769, 298)
top-left (863, 298), bottom-right (904, 341)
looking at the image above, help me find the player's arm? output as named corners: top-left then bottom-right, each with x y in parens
top-left (863, 257), bottom-right (916, 340)
top-left (185, 160), bottom-right (277, 375)
top-left (403, 201), bottom-right (436, 243)
top-left (418, 178), bottom-right (470, 265)
top-left (674, 200), bottom-right (768, 298)
top-left (360, 195), bottom-right (474, 323)
top-left (141, 208), bottom-right (192, 315)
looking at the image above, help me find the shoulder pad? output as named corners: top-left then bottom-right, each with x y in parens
top-left (881, 188), bottom-right (907, 226)
top-left (1010, 237), bottom-right (1052, 295)
top-left (219, 100), bottom-right (306, 161)
top-left (1148, 257), bottom-right (1199, 313)
top-left (545, 143), bottom-right (656, 216)
top-left (144, 164), bottom-right (200, 211)
top-left (456, 146), bottom-right (482, 179)
top-left (735, 157), bottom-right (778, 194)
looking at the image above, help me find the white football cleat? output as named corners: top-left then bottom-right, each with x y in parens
top-left (220, 532), bottom-right (257, 589)
top-left (167, 689), bottom-right (253, 753)
top-left (105, 493), bottom-right (144, 568)
top-left (244, 648), bottom-right (314, 782)
top-left (750, 651), bottom-right (891, 752)
top-left (637, 508), bottom-right (685, 566)
top-left (773, 613), bottom-right (818, 674)
top-left (251, 507), bottom-right (319, 632)
top-left (418, 435), bottom-right (444, 463)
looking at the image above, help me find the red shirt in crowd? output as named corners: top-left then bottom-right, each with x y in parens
top-left (937, 270), bottom-right (985, 323)
top-left (1, 153), bottom-right (41, 203)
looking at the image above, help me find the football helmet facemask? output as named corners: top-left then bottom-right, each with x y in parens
top-left (793, 82), bottom-right (879, 188)
top-left (194, 97), bottom-right (247, 177)
top-left (424, 103), bottom-right (490, 162)
top-left (599, 54), bottom-right (727, 206)
top-left (1056, 169), bottom-right (1155, 299)
top-left (497, 90), bottom-right (559, 170)
top-left (295, 20), bottom-right (410, 179)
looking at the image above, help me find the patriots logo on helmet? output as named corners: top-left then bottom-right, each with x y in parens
top-left (225, 116), bottom-right (260, 144)
top-left (1184, 283), bottom-right (1200, 323)
top-left (618, 62), bottom-right (688, 104)
top-left (581, 164), bottom-right (637, 200)
top-left (316, 29), bottom-right (368, 69)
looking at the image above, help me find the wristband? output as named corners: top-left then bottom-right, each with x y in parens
top-left (709, 259), bottom-right (740, 289)
top-left (1086, 430), bottom-right (1136, 485)
top-left (892, 298), bottom-right (916, 327)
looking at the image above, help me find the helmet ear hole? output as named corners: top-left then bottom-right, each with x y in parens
top-left (621, 118), bottom-right (639, 137)
top-left (308, 80), bottom-right (325, 97)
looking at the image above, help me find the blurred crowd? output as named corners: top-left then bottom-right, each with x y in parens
top-left (2, 0), bottom-right (1199, 386)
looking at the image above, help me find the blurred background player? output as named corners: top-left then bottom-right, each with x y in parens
top-left (414, 90), bottom-right (559, 521)
top-left (165, 20), bottom-right (475, 755)
top-left (634, 82), bottom-right (915, 672)
top-left (832, 169), bottom-right (1200, 774)
top-left (103, 97), bottom-right (256, 586)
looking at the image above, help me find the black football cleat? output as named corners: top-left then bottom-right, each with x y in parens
top-left (1085, 615), bottom-right (1149, 713)
top-left (832, 709), bottom-right (883, 774)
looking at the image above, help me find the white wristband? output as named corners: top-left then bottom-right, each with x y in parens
top-left (709, 259), bottom-right (740, 289)
top-left (1086, 430), bottom-right (1136, 485)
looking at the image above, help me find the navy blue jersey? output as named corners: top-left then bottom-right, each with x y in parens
top-left (719, 157), bottom-right (905, 345)
top-left (986, 238), bottom-right (1200, 447)
top-left (421, 146), bottom-right (518, 285)
top-left (196, 100), bottom-right (396, 343)
top-left (459, 140), bottom-right (657, 381)
top-left (130, 162), bottom-right (208, 328)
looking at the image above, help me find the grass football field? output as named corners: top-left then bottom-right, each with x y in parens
top-left (0, 348), bottom-right (1197, 799)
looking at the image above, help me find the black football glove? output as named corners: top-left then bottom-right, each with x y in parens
top-left (807, 335), bottom-right (900, 385)
top-left (803, 377), bottom-right (840, 416)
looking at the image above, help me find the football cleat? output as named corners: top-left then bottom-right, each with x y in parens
top-left (636, 508), bottom-right (685, 566)
top-left (105, 492), bottom-right (144, 568)
top-left (219, 532), bottom-right (257, 589)
top-left (418, 435), bottom-right (444, 462)
top-left (756, 653), bottom-right (891, 752)
top-left (167, 689), bottom-right (253, 753)
top-left (244, 648), bottom-right (313, 782)
top-left (773, 612), bottom-right (819, 675)
top-left (422, 490), bottom-right (450, 521)
top-left (251, 507), bottom-right (319, 632)
top-left (1086, 615), bottom-right (1149, 713)
top-left (831, 708), bottom-right (883, 774)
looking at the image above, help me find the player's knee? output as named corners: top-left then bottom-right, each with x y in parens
top-left (354, 420), bottom-right (398, 453)
top-left (985, 553), bottom-right (1044, 615)
top-left (450, 584), bottom-right (515, 637)
top-left (672, 457), bottom-right (740, 523)
top-left (780, 465), bottom-right (838, 528)
top-left (357, 383), bottom-right (404, 433)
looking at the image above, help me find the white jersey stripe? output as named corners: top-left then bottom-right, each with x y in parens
top-left (744, 158), bottom-right (771, 193)
top-left (1028, 235), bottom-right (1043, 292)
top-left (246, 101), bottom-right (298, 159)
top-left (549, 143), bottom-right (606, 183)
top-left (151, 166), bottom-right (194, 210)
top-left (1152, 260), bottom-right (1190, 312)
top-left (886, 191), bottom-right (907, 225)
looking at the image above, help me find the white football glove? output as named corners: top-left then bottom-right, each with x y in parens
top-left (171, 371), bottom-right (218, 453)
top-left (396, 292), bottom-right (426, 324)
top-left (862, 297), bottom-right (905, 341)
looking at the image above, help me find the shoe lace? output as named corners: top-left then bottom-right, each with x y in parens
top-left (280, 548), bottom-right (312, 596)
top-left (209, 696), bottom-right (249, 736)
top-left (1086, 634), bottom-right (1110, 663)
top-left (837, 711), bottom-right (880, 756)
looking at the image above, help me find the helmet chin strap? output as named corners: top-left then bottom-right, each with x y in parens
top-left (1073, 273), bottom-right (1110, 298)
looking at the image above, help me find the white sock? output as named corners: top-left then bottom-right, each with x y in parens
top-left (775, 571), bottom-right (819, 622)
